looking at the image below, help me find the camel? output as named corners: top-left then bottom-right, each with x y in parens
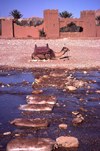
top-left (31, 44), bottom-right (70, 60)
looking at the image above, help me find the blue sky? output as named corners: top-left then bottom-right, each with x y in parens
top-left (0, 0), bottom-right (100, 19)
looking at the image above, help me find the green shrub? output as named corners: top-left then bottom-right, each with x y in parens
top-left (15, 20), bottom-right (23, 26)
top-left (67, 22), bottom-right (76, 28)
top-left (29, 21), bottom-right (33, 26)
top-left (39, 28), bottom-right (46, 37)
top-left (60, 27), bottom-right (64, 32)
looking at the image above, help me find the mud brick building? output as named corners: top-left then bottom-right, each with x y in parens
top-left (0, 9), bottom-right (100, 38)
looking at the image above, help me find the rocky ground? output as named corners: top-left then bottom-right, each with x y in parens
top-left (0, 38), bottom-right (100, 70)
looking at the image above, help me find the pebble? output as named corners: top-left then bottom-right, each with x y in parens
top-left (32, 90), bottom-right (43, 94)
top-left (72, 117), bottom-right (83, 124)
top-left (3, 132), bottom-right (11, 135)
top-left (1, 85), bottom-right (4, 87)
top-left (7, 84), bottom-right (10, 87)
top-left (83, 71), bottom-right (87, 74)
top-left (95, 90), bottom-right (100, 94)
top-left (77, 114), bottom-right (84, 120)
top-left (35, 78), bottom-right (41, 83)
top-left (0, 82), bottom-right (3, 85)
top-left (56, 103), bottom-right (60, 106)
top-left (63, 89), bottom-right (66, 92)
top-left (72, 111), bottom-right (79, 115)
top-left (79, 107), bottom-right (87, 112)
top-left (67, 86), bottom-right (76, 91)
top-left (59, 124), bottom-right (68, 129)
top-left (15, 134), bottom-right (20, 137)
top-left (79, 98), bottom-right (84, 101)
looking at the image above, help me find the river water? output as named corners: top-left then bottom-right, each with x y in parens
top-left (0, 69), bottom-right (100, 151)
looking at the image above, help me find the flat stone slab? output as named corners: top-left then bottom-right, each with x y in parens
top-left (6, 137), bottom-right (56, 151)
top-left (26, 95), bottom-right (57, 105)
top-left (9, 118), bottom-right (50, 128)
top-left (18, 104), bottom-right (54, 111)
top-left (56, 136), bottom-right (79, 148)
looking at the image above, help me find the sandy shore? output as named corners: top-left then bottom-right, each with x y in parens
top-left (0, 38), bottom-right (100, 70)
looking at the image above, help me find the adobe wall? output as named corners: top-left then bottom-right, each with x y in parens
top-left (44, 9), bottom-right (59, 38)
top-left (96, 26), bottom-right (100, 37)
top-left (95, 9), bottom-right (100, 25)
top-left (60, 32), bottom-right (84, 38)
top-left (14, 23), bottom-right (44, 38)
top-left (59, 10), bottom-right (97, 37)
top-left (44, 9), bottom-right (99, 38)
top-left (59, 18), bottom-right (84, 28)
top-left (1, 19), bottom-right (44, 38)
top-left (59, 18), bottom-right (85, 37)
top-left (81, 10), bottom-right (96, 37)
top-left (2, 20), bottom-right (13, 37)
top-left (1, 9), bottom-right (100, 38)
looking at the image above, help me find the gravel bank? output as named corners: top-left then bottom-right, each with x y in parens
top-left (0, 38), bottom-right (100, 70)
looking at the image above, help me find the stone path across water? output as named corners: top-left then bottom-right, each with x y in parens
top-left (1, 68), bottom-right (100, 150)
top-left (7, 94), bottom-right (57, 151)
top-left (10, 94), bottom-right (56, 127)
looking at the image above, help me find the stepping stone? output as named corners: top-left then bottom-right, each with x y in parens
top-left (56, 136), bottom-right (79, 148)
top-left (6, 137), bottom-right (56, 151)
top-left (59, 124), bottom-right (68, 129)
top-left (18, 104), bottom-right (54, 111)
top-left (26, 95), bottom-right (57, 105)
top-left (32, 90), bottom-right (43, 94)
top-left (9, 118), bottom-right (50, 128)
top-left (67, 86), bottom-right (76, 91)
top-left (95, 90), bottom-right (100, 94)
top-left (72, 117), bottom-right (83, 124)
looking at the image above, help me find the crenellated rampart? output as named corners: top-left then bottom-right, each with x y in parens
top-left (0, 9), bottom-right (100, 38)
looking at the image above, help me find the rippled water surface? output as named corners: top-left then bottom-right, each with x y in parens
top-left (0, 69), bottom-right (100, 151)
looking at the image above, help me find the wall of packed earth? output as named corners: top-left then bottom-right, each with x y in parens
top-left (0, 9), bottom-right (100, 38)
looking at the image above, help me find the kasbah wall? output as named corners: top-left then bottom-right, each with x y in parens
top-left (0, 9), bottom-right (100, 38)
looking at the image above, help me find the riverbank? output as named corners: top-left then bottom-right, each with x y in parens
top-left (0, 38), bottom-right (100, 70)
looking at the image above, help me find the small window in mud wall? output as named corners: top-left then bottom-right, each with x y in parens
top-left (60, 22), bottom-right (83, 32)
top-left (0, 19), bottom-right (2, 35)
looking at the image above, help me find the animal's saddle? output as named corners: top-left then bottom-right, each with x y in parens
top-left (34, 44), bottom-right (50, 55)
